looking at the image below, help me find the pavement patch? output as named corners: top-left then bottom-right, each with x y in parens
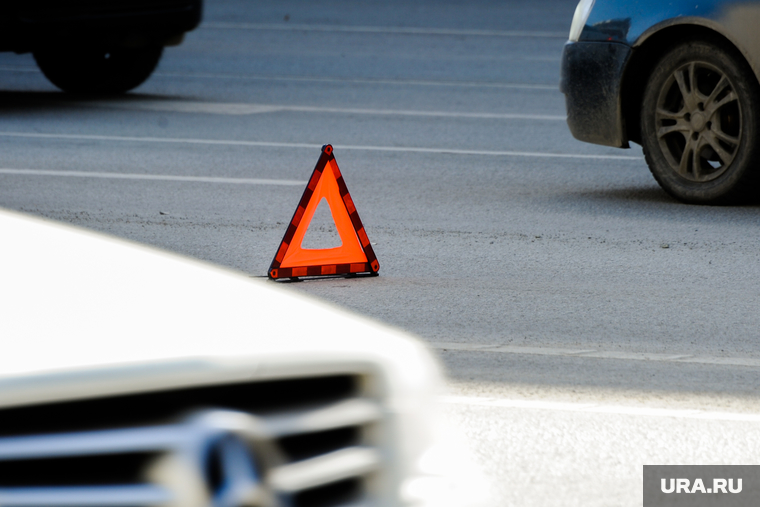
top-left (85, 99), bottom-right (567, 121)
top-left (0, 168), bottom-right (305, 186)
top-left (0, 132), bottom-right (642, 160)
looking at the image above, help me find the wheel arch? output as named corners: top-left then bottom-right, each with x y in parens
top-left (620, 22), bottom-right (757, 146)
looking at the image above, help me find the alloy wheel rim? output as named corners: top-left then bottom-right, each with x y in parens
top-left (655, 61), bottom-right (742, 182)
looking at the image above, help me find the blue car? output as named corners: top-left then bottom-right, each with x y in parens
top-left (560, 0), bottom-right (760, 204)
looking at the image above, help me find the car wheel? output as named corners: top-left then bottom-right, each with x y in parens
top-left (640, 40), bottom-right (760, 204)
top-left (33, 46), bottom-right (163, 94)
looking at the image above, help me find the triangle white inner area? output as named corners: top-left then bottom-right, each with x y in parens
top-left (301, 197), bottom-right (343, 250)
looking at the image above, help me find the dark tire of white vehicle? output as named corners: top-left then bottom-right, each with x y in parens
top-left (640, 40), bottom-right (760, 204)
top-left (33, 46), bottom-right (163, 94)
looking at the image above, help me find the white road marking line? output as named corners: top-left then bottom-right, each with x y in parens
top-left (0, 168), bottom-right (305, 186)
top-left (432, 342), bottom-right (760, 368)
top-left (155, 71), bottom-right (559, 90)
top-left (0, 132), bottom-right (642, 161)
top-left (0, 66), bottom-right (559, 90)
top-left (202, 21), bottom-right (568, 39)
top-left (440, 395), bottom-right (760, 422)
top-left (88, 99), bottom-right (567, 120)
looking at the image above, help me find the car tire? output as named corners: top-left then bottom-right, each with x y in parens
top-left (33, 46), bottom-right (163, 94)
top-left (640, 40), bottom-right (760, 204)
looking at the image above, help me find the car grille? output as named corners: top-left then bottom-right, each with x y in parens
top-left (0, 374), bottom-right (385, 507)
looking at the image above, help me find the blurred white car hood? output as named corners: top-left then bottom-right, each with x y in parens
top-left (0, 209), bottom-right (442, 408)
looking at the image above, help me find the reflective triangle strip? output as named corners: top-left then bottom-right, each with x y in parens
top-left (268, 145), bottom-right (379, 280)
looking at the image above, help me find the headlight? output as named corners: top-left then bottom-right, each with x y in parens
top-left (568, 0), bottom-right (595, 41)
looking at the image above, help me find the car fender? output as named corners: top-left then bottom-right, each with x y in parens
top-left (583, 0), bottom-right (760, 85)
top-left (634, 11), bottom-right (760, 86)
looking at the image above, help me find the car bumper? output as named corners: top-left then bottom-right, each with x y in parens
top-left (560, 40), bottom-right (632, 148)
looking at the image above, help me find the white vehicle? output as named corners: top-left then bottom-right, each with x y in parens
top-left (0, 210), bottom-right (477, 507)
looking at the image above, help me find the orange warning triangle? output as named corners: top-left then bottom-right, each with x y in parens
top-left (268, 145), bottom-right (379, 280)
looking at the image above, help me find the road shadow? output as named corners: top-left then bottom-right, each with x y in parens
top-left (561, 184), bottom-right (760, 215)
top-left (440, 348), bottom-right (760, 407)
top-left (576, 185), bottom-right (675, 204)
top-left (0, 90), bottom-right (188, 113)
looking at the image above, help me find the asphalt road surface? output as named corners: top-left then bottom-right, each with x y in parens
top-left (2, 1), bottom-right (760, 505)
